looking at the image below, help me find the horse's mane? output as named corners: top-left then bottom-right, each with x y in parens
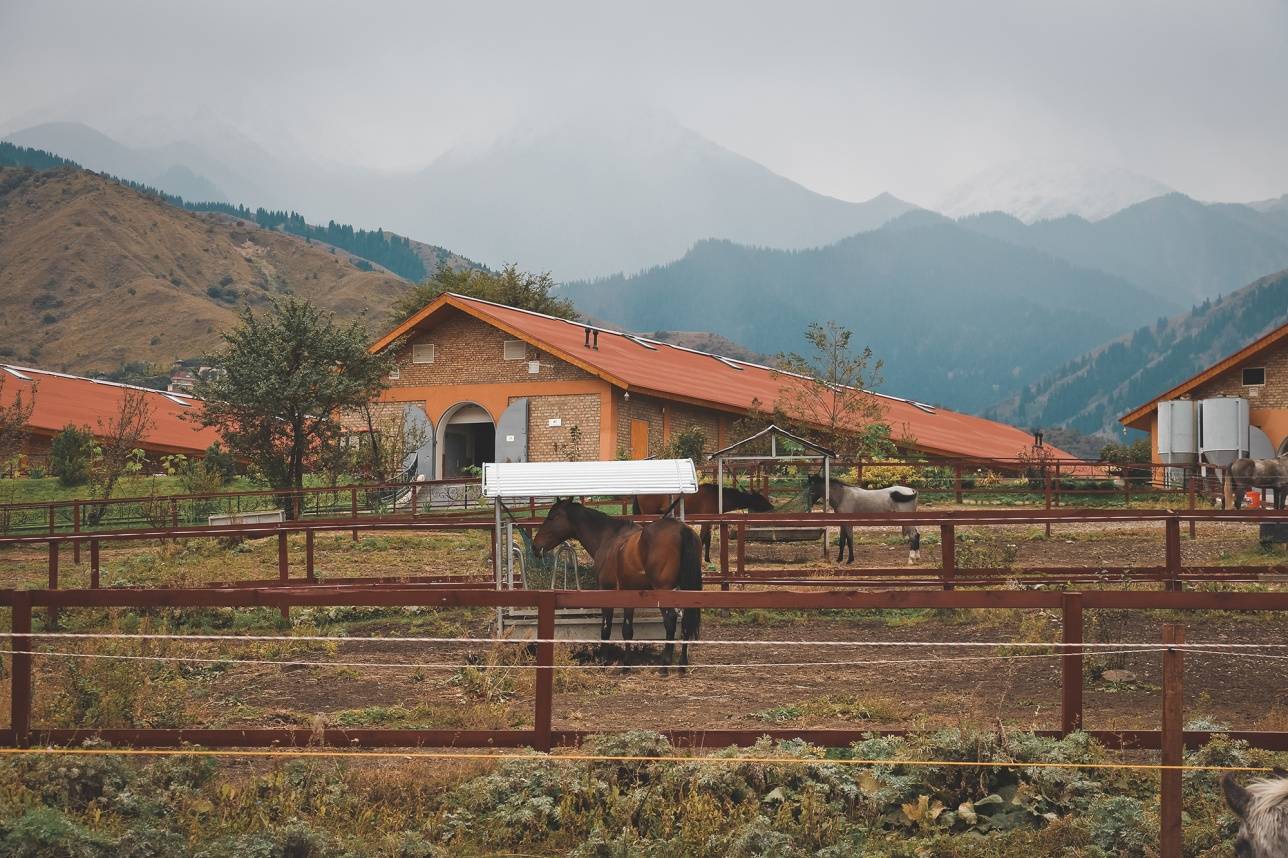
top-left (1247, 776), bottom-right (1288, 816)
top-left (568, 501), bottom-right (637, 533)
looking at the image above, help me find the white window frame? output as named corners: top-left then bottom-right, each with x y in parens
top-left (388, 365), bottom-right (400, 380)
top-left (503, 339), bottom-right (526, 361)
top-left (411, 343), bottom-right (436, 365)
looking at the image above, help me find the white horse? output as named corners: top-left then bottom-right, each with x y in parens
top-left (807, 474), bottom-right (921, 564)
top-left (1223, 771), bottom-right (1288, 857)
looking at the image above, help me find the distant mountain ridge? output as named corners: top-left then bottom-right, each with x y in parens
top-left (957, 193), bottom-right (1288, 304)
top-left (989, 268), bottom-right (1288, 435)
top-left (938, 161), bottom-right (1174, 223)
top-left (564, 213), bottom-right (1166, 413)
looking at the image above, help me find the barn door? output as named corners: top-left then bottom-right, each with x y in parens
top-left (402, 403), bottom-right (435, 479)
top-left (496, 398), bottom-right (528, 463)
top-left (630, 419), bottom-right (650, 459)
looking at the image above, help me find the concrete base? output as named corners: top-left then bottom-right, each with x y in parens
top-left (499, 608), bottom-right (668, 640)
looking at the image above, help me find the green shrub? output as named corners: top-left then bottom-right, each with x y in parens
top-left (50, 425), bottom-right (93, 487)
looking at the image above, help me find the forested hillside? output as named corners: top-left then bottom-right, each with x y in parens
top-left (990, 269), bottom-right (1288, 435)
top-left (565, 214), bottom-right (1164, 413)
top-left (0, 142), bottom-right (477, 282)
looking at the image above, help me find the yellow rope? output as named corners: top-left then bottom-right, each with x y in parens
top-left (0, 746), bottom-right (1276, 773)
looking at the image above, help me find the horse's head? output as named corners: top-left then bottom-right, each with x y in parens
top-left (1223, 772), bottom-right (1288, 857)
top-left (532, 498), bottom-right (578, 555)
top-left (805, 474), bottom-right (826, 507)
top-left (745, 489), bottom-right (774, 512)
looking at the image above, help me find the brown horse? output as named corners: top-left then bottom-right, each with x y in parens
top-left (532, 498), bottom-right (702, 669)
top-left (634, 483), bottom-right (774, 562)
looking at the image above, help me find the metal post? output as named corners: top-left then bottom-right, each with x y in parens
top-left (1044, 472), bottom-right (1053, 538)
top-left (954, 463), bottom-right (963, 504)
top-left (736, 520), bottom-right (746, 576)
top-left (72, 502), bottom-right (81, 564)
top-left (1160, 623), bottom-right (1185, 858)
top-left (47, 504), bottom-right (54, 536)
top-left (534, 592), bottom-right (555, 753)
top-left (410, 484), bottom-right (418, 518)
top-left (350, 488), bottom-right (359, 541)
top-left (1187, 476), bottom-right (1196, 540)
top-left (1061, 592), bottom-right (1083, 734)
top-left (822, 456), bottom-right (831, 559)
top-left (939, 524), bottom-right (955, 590)
top-left (89, 539), bottom-right (100, 589)
top-left (1165, 517), bottom-right (1182, 591)
top-left (305, 529), bottom-right (316, 583)
top-left (11, 590), bottom-right (32, 747)
top-left (277, 531), bottom-right (290, 618)
top-left (493, 501), bottom-right (504, 636)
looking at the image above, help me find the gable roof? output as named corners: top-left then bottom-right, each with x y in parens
top-left (1120, 321), bottom-right (1288, 429)
top-left (1, 364), bottom-right (220, 454)
top-left (374, 293), bottom-right (1077, 463)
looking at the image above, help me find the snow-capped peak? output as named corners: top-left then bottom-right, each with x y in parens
top-left (937, 161), bottom-right (1174, 223)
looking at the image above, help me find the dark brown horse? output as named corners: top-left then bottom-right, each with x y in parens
top-left (532, 498), bottom-right (702, 669)
top-left (633, 483), bottom-right (774, 562)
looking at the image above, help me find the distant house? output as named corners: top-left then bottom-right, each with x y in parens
top-left (1120, 321), bottom-right (1288, 477)
top-left (366, 292), bottom-right (1076, 479)
top-left (1, 364), bottom-right (220, 472)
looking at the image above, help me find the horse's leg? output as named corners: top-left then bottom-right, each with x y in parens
top-left (846, 524), bottom-right (854, 563)
top-left (661, 607), bottom-right (678, 675)
top-left (599, 607), bottom-right (615, 662)
top-left (835, 524), bottom-right (846, 563)
top-left (905, 525), bottom-right (921, 564)
top-left (620, 607), bottom-right (635, 669)
top-left (701, 523), bottom-right (712, 563)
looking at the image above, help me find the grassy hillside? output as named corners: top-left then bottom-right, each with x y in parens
top-left (565, 214), bottom-right (1166, 413)
top-left (990, 268), bottom-right (1288, 435)
top-left (0, 166), bottom-right (415, 372)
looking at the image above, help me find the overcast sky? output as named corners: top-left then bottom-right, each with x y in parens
top-left (2, 0), bottom-right (1286, 204)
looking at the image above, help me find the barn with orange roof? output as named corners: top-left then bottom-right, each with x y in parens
top-left (1, 364), bottom-right (219, 472)
top-left (366, 293), bottom-right (1073, 479)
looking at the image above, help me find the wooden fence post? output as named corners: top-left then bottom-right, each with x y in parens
top-left (954, 464), bottom-right (963, 505)
top-left (534, 592), bottom-right (555, 753)
top-left (720, 522), bottom-right (730, 591)
top-left (47, 540), bottom-right (59, 628)
top-left (1044, 473), bottom-right (1053, 538)
top-left (1061, 592), bottom-right (1083, 734)
top-left (11, 590), bottom-right (33, 747)
top-left (72, 502), bottom-right (81, 565)
top-left (410, 484), bottom-right (418, 519)
top-left (47, 504), bottom-right (55, 536)
top-left (351, 488), bottom-right (359, 542)
top-left (940, 523), bottom-right (955, 590)
top-left (90, 539), bottom-right (100, 589)
top-left (305, 529), bottom-right (316, 583)
top-left (1187, 476), bottom-right (1196, 540)
top-left (1164, 517), bottom-right (1182, 592)
top-left (736, 520), bottom-right (746, 577)
top-left (277, 531), bottom-right (290, 620)
top-left (1160, 623), bottom-right (1185, 858)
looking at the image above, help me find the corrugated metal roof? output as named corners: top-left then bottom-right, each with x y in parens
top-left (375, 294), bottom-right (1082, 463)
top-left (483, 459), bottom-right (699, 497)
top-left (1, 364), bottom-right (220, 454)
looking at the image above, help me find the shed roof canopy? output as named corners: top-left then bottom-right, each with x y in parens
top-left (708, 424), bottom-right (835, 459)
top-left (482, 459), bottom-right (699, 498)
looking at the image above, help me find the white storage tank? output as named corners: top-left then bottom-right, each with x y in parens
top-left (1157, 400), bottom-right (1197, 464)
top-left (1198, 396), bottom-right (1250, 468)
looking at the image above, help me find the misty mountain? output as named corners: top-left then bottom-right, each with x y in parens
top-left (938, 161), bottom-right (1174, 223)
top-left (563, 213), bottom-right (1167, 413)
top-left (7, 114), bottom-right (918, 282)
top-left (957, 193), bottom-right (1288, 304)
top-left (401, 110), bottom-right (919, 280)
top-left (991, 268), bottom-right (1288, 435)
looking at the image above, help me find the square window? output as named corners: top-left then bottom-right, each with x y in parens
top-left (1242, 366), bottom-right (1265, 386)
top-left (388, 365), bottom-right (400, 380)
top-left (412, 343), bottom-right (436, 364)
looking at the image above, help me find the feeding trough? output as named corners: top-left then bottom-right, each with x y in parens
top-left (482, 458), bottom-right (699, 640)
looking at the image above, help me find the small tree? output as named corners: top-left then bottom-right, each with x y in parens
top-left (661, 426), bottom-right (707, 462)
top-left (193, 298), bottom-right (392, 518)
top-left (0, 375), bottom-right (36, 476)
top-left (389, 263), bottom-right (577, 324)
top-left (85, 389), bottom-right (155, 523)
top-left (50, 425), bottom-right (94, 487)
top-left (201, 442), bottom-right (237, 485)
top-left (773, 322), bottom-right (894, 460)
top-left (354, 403), bottom-right (432, 485)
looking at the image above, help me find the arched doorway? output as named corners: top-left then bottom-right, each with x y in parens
top-left (438, 403), bottom-right (496, 478)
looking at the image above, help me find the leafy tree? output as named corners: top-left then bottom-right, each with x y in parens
top-left (201, 443), bottom-right (237, 485)
top-left (390, 263), bottom-right (577, 324)
top-left (50, 425), bottom-right (93, 487)
top-left (0, 375), bottom-right (36, 476)
top-left (772, 322), bottom-right (895, 459)
top-left (86, 389), bottom-right (155, 523)
top-left (661, 426), bottom-right (707, 462)
top-left (193, 298), bottom-right (391, 518)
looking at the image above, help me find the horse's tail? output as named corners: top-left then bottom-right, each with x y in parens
top-left (890, 487), bottom-right (918, 506)
top-left (678, 524), bottom-right (702, 640)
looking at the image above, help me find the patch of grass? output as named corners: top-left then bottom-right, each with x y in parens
top-left (752, 694), bottom-right (899, 724)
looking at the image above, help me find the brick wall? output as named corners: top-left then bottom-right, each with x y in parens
top-left (1191, 339), bottom-right (1288, 408)
top-left (528, 394), bottom-right (601, 461)
top-left (614, 392), bottom-right (724, 459)
top-left (386, 308), bottom-right (592, 388)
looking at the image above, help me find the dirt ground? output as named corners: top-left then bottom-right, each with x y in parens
top-left (5, 516), bottom-right (1288, 739)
